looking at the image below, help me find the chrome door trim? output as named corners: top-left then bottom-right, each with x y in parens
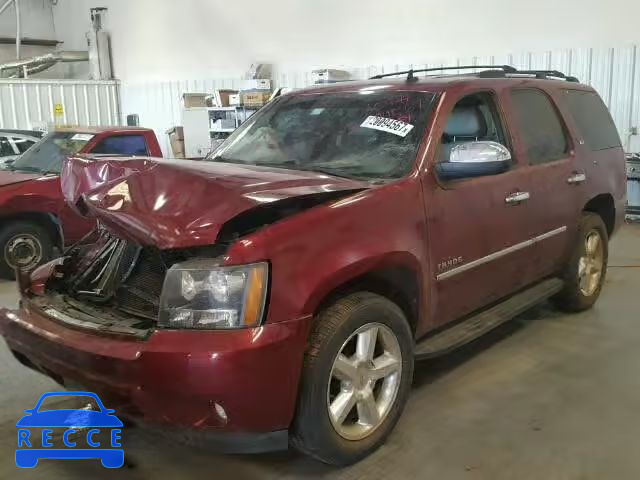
top-left (505, 191), bottom-right (530, 205)
top-left (436, 226), bottom-right (567, 281)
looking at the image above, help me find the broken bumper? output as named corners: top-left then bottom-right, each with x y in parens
top-left (0, 302), bottom-right (311, 451)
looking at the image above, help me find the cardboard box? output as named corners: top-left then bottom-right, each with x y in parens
top-left (214, 89), bottom-right (238, 107)
top-left (183, 93), bottom-right (208, 108)
top-left (312, 69), bottom-right (351, 84)
top-left (242, 92), bottom-right (271, 107)
top-left (229, 93), bottom-right (241, 106)
top-left (166, 126), bottom-right (185, 158)
top-left (240, 79), bottom-right (271, 91)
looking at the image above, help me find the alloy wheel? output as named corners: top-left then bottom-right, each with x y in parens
top-left (327, 322), bottom-right (402, 441)
top-left (578, 230), bottom-right (604, 297)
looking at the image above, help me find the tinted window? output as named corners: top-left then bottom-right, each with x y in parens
top-left (0, 136), bottom-right (14, 156)
top-left (92, 135), bottom-right (148, 155)
top-left (511, 89), bottom-right (568, 165)
top-left (12, 137), bottom-right (35, 153)
top-left (565, 90), bottom-right (621, 151)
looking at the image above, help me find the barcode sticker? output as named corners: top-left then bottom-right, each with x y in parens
top-left (360, 116), bottom-right (414, 137)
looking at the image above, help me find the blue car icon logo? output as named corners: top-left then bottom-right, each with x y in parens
top-left (16, 391), bottom-right (124, 468)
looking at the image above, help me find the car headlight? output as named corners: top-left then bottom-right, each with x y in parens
top-left (158, 261), bottom-right (268, 329)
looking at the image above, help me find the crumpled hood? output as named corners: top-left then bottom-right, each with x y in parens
top-left (61, 156), bottom-right (368, 249)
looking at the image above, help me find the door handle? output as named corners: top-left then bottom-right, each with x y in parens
top-left (505, 191), bottom-right (530, 205)
top-left (567, 172), bottom-right (586, 185)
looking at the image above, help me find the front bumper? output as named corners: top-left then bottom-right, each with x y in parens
top-left (1, 301), bottom-right (311, 451)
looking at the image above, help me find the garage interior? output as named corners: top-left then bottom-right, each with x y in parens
top-left (0, 0), bottom-right (639, 478)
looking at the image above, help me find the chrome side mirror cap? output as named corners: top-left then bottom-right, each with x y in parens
top-left (436, 141), bottom-right (512, 181)
top-left (449, 141), bottom-right (512, 163)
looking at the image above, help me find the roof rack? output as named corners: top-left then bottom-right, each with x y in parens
top-left (369, 65), bottom-right (579, 83)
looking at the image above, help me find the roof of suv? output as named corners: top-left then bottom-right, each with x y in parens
top-left (291, 73), bottom-right (595, 96)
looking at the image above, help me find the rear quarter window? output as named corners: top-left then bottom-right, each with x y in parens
top-left (564, 90), bottom-right (621, 151)
top-left (91, 135), bottom-right (149, 155)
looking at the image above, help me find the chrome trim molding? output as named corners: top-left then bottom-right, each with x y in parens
top-left (436, 226), bottom-right (567, 281)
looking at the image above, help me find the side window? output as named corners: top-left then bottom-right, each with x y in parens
top-left (91, 135), bottom-right (148, 155)
top-left (12, 137), bottom-right (35, 153)
top-left (564, 90), bottom-right (621, 151)
top-left (510, 89), bottom-right (568, 165)
top-left (439, 92), bottom-right (506, 163)
top-left (0, 136), bottom-right (15, 156)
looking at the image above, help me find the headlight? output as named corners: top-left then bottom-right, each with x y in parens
top-left (158, 261), bottom-right (268, 329)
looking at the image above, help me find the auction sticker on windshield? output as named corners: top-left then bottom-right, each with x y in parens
top-left (360, 116), bottom-right (414, 137)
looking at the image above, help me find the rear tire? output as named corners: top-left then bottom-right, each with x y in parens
top-left (552, 212), bottom-right (608, 312)
top-left (291, 292), bottom-right (414, 466)
top-left (0, 221), bottom-right (53, 279)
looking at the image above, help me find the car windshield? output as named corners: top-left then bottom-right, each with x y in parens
top-left (206, 90), bottom-right (436, 180)
top-left (7, 131), bottom-right (93, 174)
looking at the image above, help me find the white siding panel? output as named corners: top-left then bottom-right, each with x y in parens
top-left (0, 79), bottom-right (121, 130)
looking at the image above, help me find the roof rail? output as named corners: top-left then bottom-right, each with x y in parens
top-left (370, 65), bottom-right (517, 81)
top-left (369, 65), bottom-right (579, 83)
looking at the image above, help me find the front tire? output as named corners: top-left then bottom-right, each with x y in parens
top-left (553, 212), bottom-right (608, 312)
top-left (291, 292), bottom-right (414, 466)
top-left (0, 221), bottom-right (53, 279)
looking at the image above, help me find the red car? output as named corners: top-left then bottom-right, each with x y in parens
top-left (0, 66), bottom-right (626, 465)
top-left (0, 127), bottom-right (162, 277)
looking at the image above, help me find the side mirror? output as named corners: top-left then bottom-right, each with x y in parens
top-left (435, 141), bottom-right (511, 181)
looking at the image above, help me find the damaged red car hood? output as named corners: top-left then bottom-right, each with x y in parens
top-left (61, 156), bottom-right (368, 249)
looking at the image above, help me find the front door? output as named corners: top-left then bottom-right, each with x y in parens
top-left (424, 89), bottom-right (539, 327)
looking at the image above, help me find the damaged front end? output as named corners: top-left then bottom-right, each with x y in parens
top-left (28, 156), bottom-right (367, 336)
top-left (31, 230), bottom-right (225, 337)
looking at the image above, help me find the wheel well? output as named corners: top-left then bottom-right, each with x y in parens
top-left (315, 266), bottom-right (420, 335)
top-left (0, 212), bottom-right (62, 247)
top-left (583, 194), bottom-right (615, 236)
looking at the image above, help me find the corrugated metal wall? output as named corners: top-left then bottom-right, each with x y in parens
top-left (122, 44), bottom-right (640, 157)
top-left (0, 79), bottom-right (121, 130)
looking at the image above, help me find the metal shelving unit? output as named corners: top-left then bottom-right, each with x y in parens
top-left (208, 106), bottom-right (260, 134)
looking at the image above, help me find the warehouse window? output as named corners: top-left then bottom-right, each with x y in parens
top-left (564, 90), bottom-right (621, 151)
top-left (92, 135), bottom-right (148, 156)
top-left (510, 89), bottom-right (568, 165)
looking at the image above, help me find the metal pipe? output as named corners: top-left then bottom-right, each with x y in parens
top-left (0, 51), bottom-right (89, 78)
top-left (0, 0), bottom-right (14, 16)
top-left (15, 0), bottom-right (20, 59)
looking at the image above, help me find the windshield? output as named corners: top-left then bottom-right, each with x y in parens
top-left (8, 131), bottom-right (93, 174)
top-left (206, 90), bottom-right (436, 180)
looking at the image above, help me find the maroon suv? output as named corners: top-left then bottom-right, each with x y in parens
top-left (0, 66), bottom-right (626, 465)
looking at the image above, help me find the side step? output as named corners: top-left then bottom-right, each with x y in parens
top-left (414, 278), bottom-right (564, 359)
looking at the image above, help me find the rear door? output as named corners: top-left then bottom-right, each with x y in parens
top-left (425, 88), bottom-right (541, 327)
top-left (504, 88), bottom-right (580, 279)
